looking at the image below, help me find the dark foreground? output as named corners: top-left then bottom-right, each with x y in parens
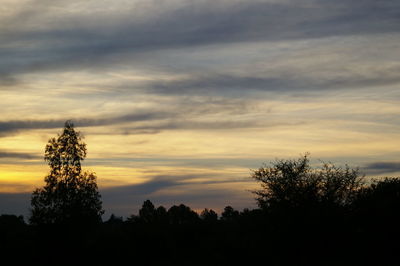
top-left (1, 200), bottom-right (399, 266)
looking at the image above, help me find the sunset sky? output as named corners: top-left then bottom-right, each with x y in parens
top-left (1, 0), bottom-right (400, 218)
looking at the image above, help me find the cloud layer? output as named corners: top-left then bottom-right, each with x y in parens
top-left (1, 0), bottom-right (400, 217)
top-left (1, 0), bottom-right (400, 83)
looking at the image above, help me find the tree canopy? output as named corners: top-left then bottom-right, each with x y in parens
top-left (30, 121), bottom-right (103, 225)
top-left (251, 154), bottom-right (364, 211)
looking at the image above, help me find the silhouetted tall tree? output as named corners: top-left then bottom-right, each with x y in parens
top-left (30, 121), bottom-right (103, 225)
top-left (155, 206), bottom-right (168, 224)
top-left (139, 200), bottom-right (156, 223)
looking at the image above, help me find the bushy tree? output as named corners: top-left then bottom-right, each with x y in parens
top-left (0, 214), bottom-right (26, 227)
top-left (200, 208), bottom-right (218, 222)
top-left (221, 206), bottom-right (239, 221)
top-left (355, 177), bottom-right (400, 219)
top-left (167, 204), bottom-right (199, 225)
top-left (30, 121), bottom-right (103, 225)
top-left (251, 154), bottom-right (364, 211)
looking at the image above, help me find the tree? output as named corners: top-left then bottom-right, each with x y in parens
top-left (30, 121), bottom-right (104, 225)
top-left (155, 206), bottom-right (168, 224)
top-left (221, 206), bottom-right (239, 221)
top-left (139, 200), bottom-right (156, 223)
top-left (251, 154), bottom-right (363, 211)
top-left (0, 214), bottom-right (26, 228)
top-left (167, 204), bottom-right (199, 225)
top-left (355, 177), bottom-right (400, 221)
top-left (200, 208), bottom-right (218, 222)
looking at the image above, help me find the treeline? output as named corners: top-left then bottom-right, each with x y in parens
top-left (1, 123), bottom-right (399, 265)
top-left (1, 170), bottom-right (400, 265)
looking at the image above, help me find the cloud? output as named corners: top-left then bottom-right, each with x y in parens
top-left (0, 193), bottom-right (31, 217)
top-left (0, 151), bottom-right (40, 160)
top-left (0, 73), bottom-right (19, 86)
top-left (148, 75), bottom-right (288, 95)
top-left (119, 120), bottom-right (286, 133)
top-left (0, 111), bottom-right (171, 136)
top-left (104, 173), bottom-right (250, 194)
top-left (0, 181), bottom-right (254, 219)
top-left (145, 68), bottom-right (400, 95)
top-left (364, 162), bottom-right (400, 175)
top-left (101, 174), bottom-right (254, 217)
top-left (0, 95), bottom-right (300, 137)
top-left (0, 119), bottom-right (65, 136)
top-left (0, 173), bottom-right (255, 218)
top-left (1, 0), bottom-right (399, 79)
top-left (1, 0), bottom-right (399, 218)
top-left (103, 178), bottom-right (181, 196)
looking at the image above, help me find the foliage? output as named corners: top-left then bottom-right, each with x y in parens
top-left (251, 154), bottom-right (364, 210)
top-left (200, 208), bottom-right (218, 222)
top-left (30, 121), bottom-right (103, 225)
top-left (0, 214), bottom-right (25, 227)
top-left (2, 175), bottom-right (400, 265)
top-left (139, 199), bottom-right (156, 223)
top-left (167, 204), bottom-right (199, 225)
top-left (221, 206), bottom-right (239, 221)
top-left (3, 149), bottom-right (398, 265)
top-left (355, 177), bottom-right (400, 218)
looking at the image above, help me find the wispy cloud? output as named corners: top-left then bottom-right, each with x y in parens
top-left (0, 111), bottom-right (171, 136)
top-left (1, 0), bottom-right (400, 216)
top-left (364, 162), bottom-right (400, 175)
top-left (0, 151), bottom-right (39, 160)
top-left (1, 0), bottom-right (399, 81)
top-left (145, 66), bottom-right (400, 95)
top-left (101, 174), bottom-right (254, 216)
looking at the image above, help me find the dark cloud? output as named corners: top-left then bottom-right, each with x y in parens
top-left (0, 151), bottom-right (40, 160)
top-left (101, 175), bottom-right (254, 217)
top-left (0, 119), bottom-right (65, 136)
top-left (103, 174), bottom-right (250, 196)
top-left (143, 66), bottom-right (400, 95)
top-left (101, 187), bottom-right (254, 218)
top-left (0, 174), bottom-right (254, 218)
top-left (0, 73), bottom-right (19, 86)
top-left (103, 178), bottom-right (180, 196)
top-left (0, 116), bottom-right (302, 138)
top-left (121, 120), bottom-right (258, 132)
top-left (85, 157), bottom-right (265, 169)
top-left (0, 111), bottom-right (171, 136)
top-left (121, 120), bottom-right (305, 136)
top-left (0, 193), bottom-right (31, 218)
top-left (0, 174), bottom-right (254, 219)
top-left (0, 98), bottom-right (300, 137)
top-left (1, 0), bottom-right (399, 79)
top-left (364, 162), bottom-right (400, 175)
top-left (148, 75), bottom-right (288, 95)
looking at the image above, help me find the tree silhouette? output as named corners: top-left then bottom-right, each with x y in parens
top-left (30, 121), bottom-right (104, 225)
top-left (155, 206), bottom-right (168, 224)
top-left (221, 206), bottom-right (239, 221)
top-left (251, 154), bottom-right (363, 211)
top-left (167, 204), bottom-right (199, 225)
top-left (0, 214), bottom-right (25, 227)
top-left (139, 200), bottom-right (157, 223)
top-left (200, 208), bottom-right (218, 222)
top-left (355, 177), bottom-right (400, 223)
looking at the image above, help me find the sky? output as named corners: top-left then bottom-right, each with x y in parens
top-left (1, 0), bottom-right (400, 218)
